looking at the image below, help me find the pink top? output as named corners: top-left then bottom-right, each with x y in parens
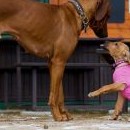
top-left (113, 63), bottom-right (130, 100)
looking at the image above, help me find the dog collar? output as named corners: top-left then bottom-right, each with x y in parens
top-left (69, 0), bottom-right (89, 32)
top-left (113, 60), bottom-right (127, 68)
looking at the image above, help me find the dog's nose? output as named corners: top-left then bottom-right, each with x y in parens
top-left (100, 43), bottom-right (107, 49)
top-left (100, 41), bottom-right (109, 49)
top-left (100, 44), bottom-right (105, 48)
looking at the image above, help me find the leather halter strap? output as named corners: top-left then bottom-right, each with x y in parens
top-left (69, 0), bottom-right (89, 32)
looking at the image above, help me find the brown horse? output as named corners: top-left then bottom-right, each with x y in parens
top-left (0, 0), bottom-right (110, 121)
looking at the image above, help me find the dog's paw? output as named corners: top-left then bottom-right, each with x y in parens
top-left (88, 92), bottom-right (95, 97)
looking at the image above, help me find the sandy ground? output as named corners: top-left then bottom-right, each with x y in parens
top-left (0, 110), bottom-right (130, 130)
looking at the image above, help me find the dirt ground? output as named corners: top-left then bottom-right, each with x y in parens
top-left (0, 110), bottom-right (130, 130)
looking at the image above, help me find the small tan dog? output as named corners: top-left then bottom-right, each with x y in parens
top-left (88, 41), bottom-right (130, 120)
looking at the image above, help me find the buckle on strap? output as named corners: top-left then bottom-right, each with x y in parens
top-left (69, 0), bottom-right (89, 32)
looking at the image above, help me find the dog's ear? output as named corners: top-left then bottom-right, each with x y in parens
top-left (123, 50), bottom-right (130, 63)
top-left (95, 0), bottom-right (110, 21)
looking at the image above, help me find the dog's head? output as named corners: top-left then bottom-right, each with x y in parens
top-left (104, 42), bottom-right (130, 63)
top-left (88, 0), bottom-right (111, 38)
